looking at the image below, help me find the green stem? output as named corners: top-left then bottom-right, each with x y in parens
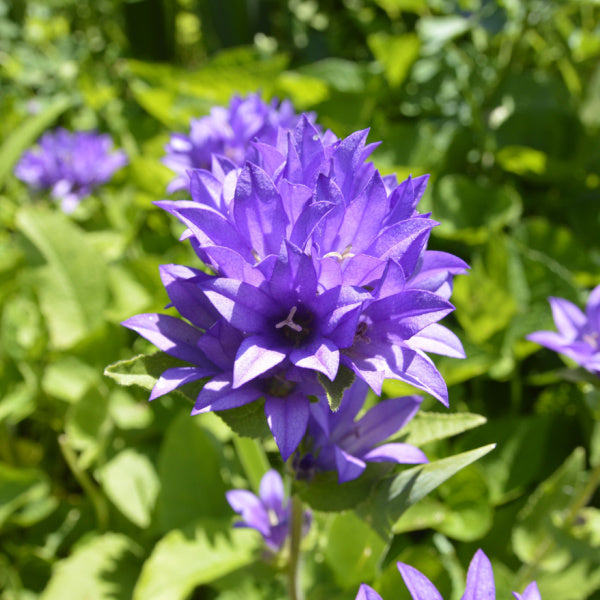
top-left (516, 459), bottom-right (600, 587)
top-left (287, 494), bottom-right (304, 600)
top-left (58, 434), bottom-right (109, 531)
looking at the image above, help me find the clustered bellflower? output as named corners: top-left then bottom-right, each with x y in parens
top-left (527, 285), bottom-right (600, 377)
top-left (15, 128), bottom-right (127, 213)
top-left (355, 550), bottom-right (542, 600)
top-left (124, 98), bottom-right (468, 464)
top-left (295, 379), bottom-right (428, 482)
top-left (226, 469), bottom-right (311, 552)
top-left (163, 93), bottom-right (306, 192)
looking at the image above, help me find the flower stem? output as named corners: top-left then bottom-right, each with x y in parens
top-left (59, 434), bottom-right (109, 531)
top-left (287, 494), bottom-right (304, 600)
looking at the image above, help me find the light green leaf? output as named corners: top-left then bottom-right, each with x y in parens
top-left (324, 512), bottom-right (387, 589)
top-left (42, 356), bottom-right (100, 403)
top-left (364, 444), bottom-right (496, 537)
top-left (104, 352), bottom-right (193, 397)
top-left (97, 449), bottom-right (159, 528)
top-left (0, 463), bottom-right (51, 529)
top-left (133, 519), bottom-right (258, 600)
top-left (513, 448), bottom-right (587, 571)
top-left (401, 411), bottom-right (486, 447)
top-left (157, 412), bottom-right (228, 532)
top-left (0, 95), bottom-right (72, 187)
top-left (367, 33), bottom-right (420, 88)
top-left (319, 366), bottom-right (355, 412)
top-left (41, 533), bottom-right (140, 600)
top-left (16, 207), bottom-right (108, 349)
top-left (232, 437), bottom-right (270, 494)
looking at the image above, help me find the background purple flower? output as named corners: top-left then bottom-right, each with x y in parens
top-left (299, 379), bottom-right (427, 482)
top-left (15, 128), bottom-right (127, 213)
top-left (163, 93), bottom-right (305, 192)
top-left (226, 469), bottom-right (310, 552)
top-left (527, 285), bottom-right (600, 377)
top-left (397, 549), bottom-right (541, 600)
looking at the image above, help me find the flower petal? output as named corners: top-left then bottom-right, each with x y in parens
top-left (265, 395), bottom-right (310, 461)
top-left (233, 335), bottom-right (287, 388)
top-left (355, 584), bottom-right (384, 600)
top-left (512, 582), bottom-right (541, 600)
top-left (150, 366), bottom-right (214, 401)
top-left (549, 296), bottom-right (586, 339)
top-left (363, 442), bottom-right (427, 465)
top-left (290, 338), bottom-right (340, 381)
top-left (397, 562), bottom-right (444, 600)
top-left (334, 447), bottom-right (366, 483)
top-left (225, 489), bottom-right (270, 536)
top-left (462, 549), bottom-right (495, 600)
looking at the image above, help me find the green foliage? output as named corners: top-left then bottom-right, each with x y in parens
top-left (3, 0), bottom-right (600, 597)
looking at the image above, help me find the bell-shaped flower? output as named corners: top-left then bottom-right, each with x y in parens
top-left (299, 379), bottom-right (427, 482)
top-left (163, 93), bottom-right (305, 192)
top-left (226, 469), bottom-right (311, 552)
top-left (527, 285), bottom-right (600, 377)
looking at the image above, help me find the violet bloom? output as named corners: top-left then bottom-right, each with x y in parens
top-left (122, 263), bottom-right (329, 460)
top-left (226, 469), bottom-right (310, 552)
top-left (298, 379), bottom-right (427, 482)
top-left (15, 128), bottom-right (127, 213)
top-left (397, 549), bottom-right (542, 600)
top-left (158, 116), bottom-right (467, 404)
top-left (527, 285), bottom-right (600, 377)
top-left (163, 93), bottom-right (304, 192)
top-left (355, 584), bottom-right (384, 600)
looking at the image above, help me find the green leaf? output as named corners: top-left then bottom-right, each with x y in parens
top-left (216, 398), bottom-right (271, 440)
top-left (232, 437), bottom-right (270, 494)
top-left (42, 356), bottom-right (100, 403)
top-left (367, 33), bottom-right (420, 88)
top-left (363, 444), bottom-right (496, 537)
top-left (0, 95), bottom-right (72, 188)
top-left (40, 533), bottom-right (140, 600)
top-left (401, 411), bottom-right (486, 447)
top-left (319, 366), bottom-right (355, 412)
top-left (16, 207), bottom-right (108, 349)
top-left (157, 412), bottom-right (228, 532)
top-left (0, 463), bottom-right (51, 529)
top-left (324, 512), bottom-right (387, 589)
top-left (132, 519), bottom-right (258, 600)
top-left (97, 449), bottom-right (160, 528)
top-left (431, 175), bottom-right (522, 244)
top-left (513, 448), bottom-right (587, 571)
top-left (104, 352), bottom-right (193, 397)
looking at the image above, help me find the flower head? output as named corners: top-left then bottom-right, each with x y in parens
top-left (396, 549), bottom-right (542, 600)
top-left (15, 128), bottom-right (127, 213)
top-left (163, 93), bottom-right (305, 192)
top-left (296, 379), bottom-right (427, 482)
top-left (527, 285), bottom-right (600, 377)
top-left (225, 469), bottom-right (310, 552)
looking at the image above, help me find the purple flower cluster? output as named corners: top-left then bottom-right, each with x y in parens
top-left (163, 93), bottom-right (305, 193)
top-left (125, 99), bottom-right (467, 466)
top-left (226, 469), bottom-right (310, 552)
top-left (15, 128), bottom-right (127, 213)
top-left (527, 285), bottom-right (600, 377)
top-left (356, 550), bottom-right (541, 600)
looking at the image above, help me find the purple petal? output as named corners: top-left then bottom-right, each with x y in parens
top-left (122, 313), bottom-right (209, 366)
top-left (259, 470), bottom-right (286, 517)
top-left (233, 336), bottom-right (287, 388)
top-left (586, 285), bottom-right (600, 332)
top-left (290, 338), bottom-right (339, 381)
top-left (225, 489), bottom-right (270, 536)
top-left (334, 447), bottom-right (366, 483)
top-left (150, 366), bottom-right (215, 401)
top-left (462, 549), bottom-right (495, 600)
top-left (548, 297), bottom-right (586, 339)
top-left (233, 162), bottom-right (289, 258)
top-left (192, 375), bottom-right (259, 414)
top-left (200, 278), bottom-right (273, 332)
top-left (397, 562), bottom-right (444, 600)
top-left (513, 582), bottom-right (542, 600)
top-left (355, 584), bottom-right (384, 600)
top-left (407, 323), bottom-right (466, 358)
top-left (343, 396), bottom-right (422, 456)
top-left (265, 395), bottom-right (310, 461)
top-left (362, 443), bottom-right (427, 465)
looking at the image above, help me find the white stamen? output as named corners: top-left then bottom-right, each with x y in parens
top-left (275, 306), bottom-right (303, 332)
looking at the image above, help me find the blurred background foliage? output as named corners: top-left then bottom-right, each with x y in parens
top-left (1, 0), bottom-right (600, 598)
